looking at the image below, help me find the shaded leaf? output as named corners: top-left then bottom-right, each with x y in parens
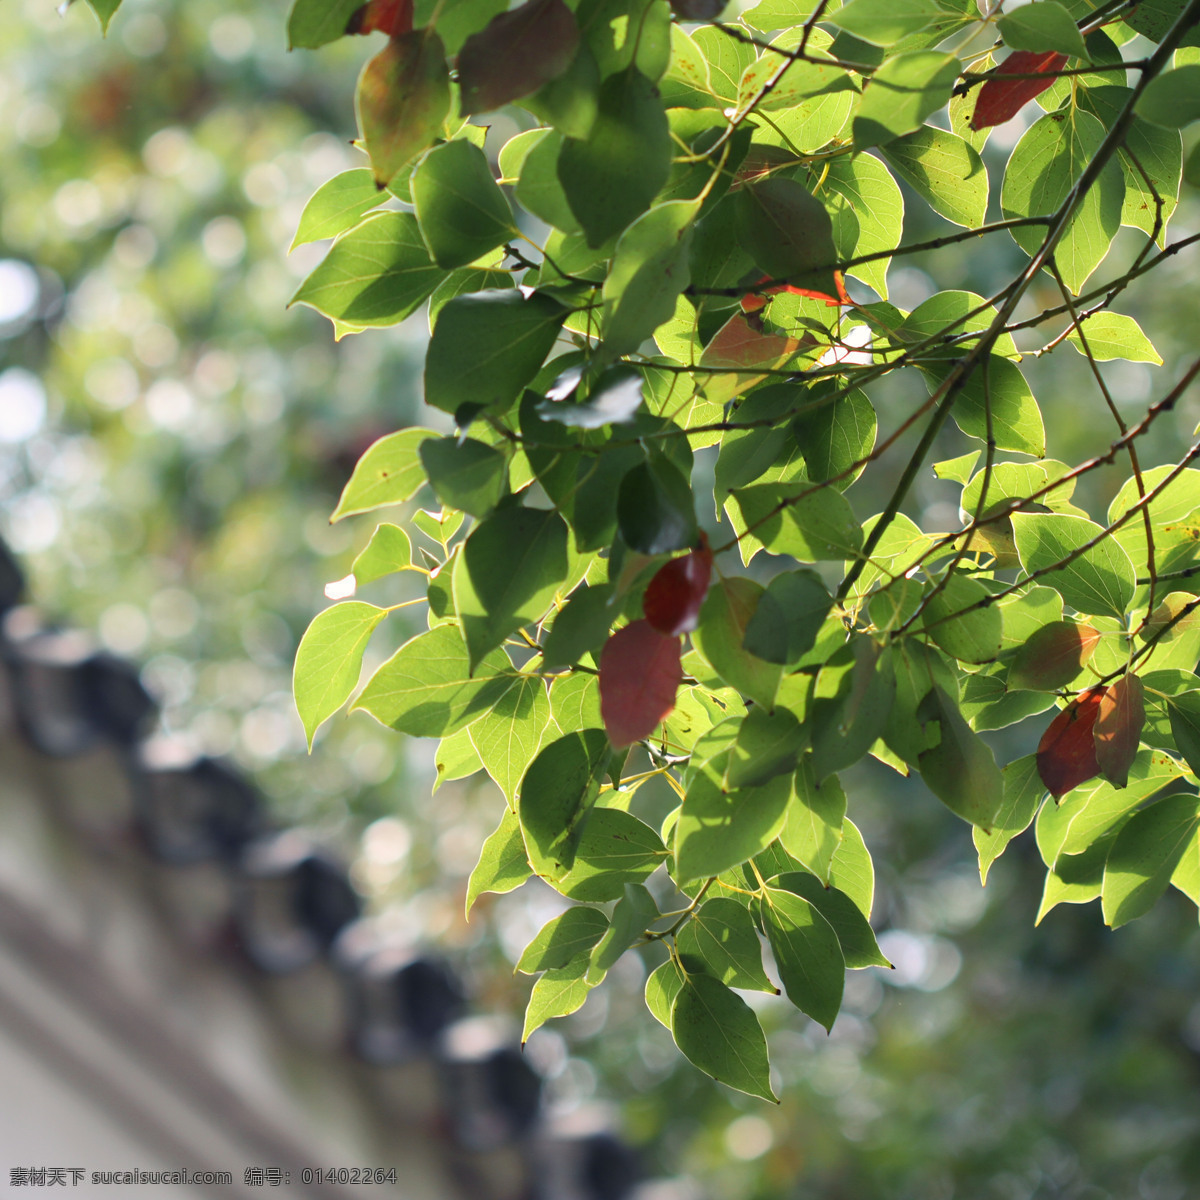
top-left (458, 0), bottom-right (580, 114)
top-left (917, 684), bottom-right (1005, 827)
top-left (412, 138), bottom-right (513, 269)
top-left (759, 884), bottom-right (844, 1031)
top-left (974, 754), bottom-right (1046, 884)
top-left (770, 871), bottom-right (889, 968)
top-left (419, 436), bottom-right (508, 517)
top-left (671, 973), bottom-right (777, 1101)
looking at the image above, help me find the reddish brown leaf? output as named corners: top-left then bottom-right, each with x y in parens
top-left (1094, 674), bottom-right (1145, 789)
top-left (356, 30), bottom-right (450, 188)
top-left (643, 544), bottom-right (713, 636)
top-left (971, 51), bottom-right (1068, 131)
top-left (457, 0), bottom-right (579, 116)
top-left (1008, 620), bottom-right (1100, 692)
top-left (1037, 686), bottom-right (1105, 799)
top-left (599, 620), bottom-right (683, 749)
top-left (345, 0), bottom-right (413, 37)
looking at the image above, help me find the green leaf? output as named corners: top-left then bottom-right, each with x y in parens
top-left (558, 68), bottom-right (671, 247)
top-left (549, 808), bottom-right (668, 901)
top-left (1134, 65), bottom-right (1200, 129)
top-left (468, 673), bottom-right (553, 803)
top-left (726, 707), bottom-right (807, 789)
top-left (676, 898), bottom-right (776, 992)
top-left (828, 0), bottom-right (945, 46)
top-left (352, 523), bottom-right (414, 585)
top-left (288, 0), bottom-right (360, 48)
top-left (922, 573), bottom-right (1004, 664)
top-left (543, 583), bottom-right (616, 668)
top-left (436, 726), bottom-right (484, 790)
top-left (466, 808), bottom-right (533, 915)
top-left (933, 451), bottom-right (980, 485)
top-left (780, 757), bottom-right (846, 884)
top-left (1038, 751), bottom-right (1187, 863)
top-left (602, 200), bottom-right (696, 357)
top-left (332, 428), bottom-right (439, 520)
top-left (998, 2), bottom-right (1088, 58)
top-left (881, 125), bottom-right (988, 229)
top-left (1167, 691), bottom-right (1200, 776)
top-left (820, 151), bottom-right (904, 299)
top-left (830, 817), bottom-right (874, 918)
top-left (517, 906), bottom-right (610, 973)
top-left (354, 624), bottom-right (515, 736)
top-left (356, 31), bottom-right (451, 189)
top-left (742, 569), bottom-right (834, 666)
top-left (759, 884), bottom-right (844, 1031)
top-left (917, 684), bottom-right (1005, 828)
top-left (1108, 465), bottom-right (1200, 577)
top-left (735, 178), bottom-right (841, 299)
top-left (645, 957), bottom-right (685, 1028)
top-left (674, 750), bottom-right (792, 881)
top-left (793, 386), bottom-right (877, 490)
top-left (1011, 512), bottom-right (1136, 619)
top-left (853, 51), bottom-right (960, 149)
top-left (1066, 312), bottom-right (1163, 363)
top-left (730, 482), bottom-right (864, 564)
top-left (770, 872), bottom-right (889, 968)
top-left (899, 290), bottom-right (1020, 360)
top-left (1036, 832), bottom-right (1112, 923)
top-left (412, 139), bottom-right (514, 269)
top-left (522, 956), bottom-right (596, 1042)
top-left (1078, 85), bottom-right (1182, 243)
top-left (693, 577), bottom-right (783, 708)
top-left (419, 436), bottom-right (509, 517)
top-left (293, 602), bottom-right (387, 748)
top-left (588, 882), bottom-right (657, 981)
top-left (1001, 109), bottom-right (1124, 293)
top-left (518, 729), bottom-right (611, 877)
top-left (616, 455), bottom-right (698, 555)
top-left (810, 638), bottom-right (895, 780)
top-left (453, 506), bottom-right (570, 668)
top-left (1102, 792), bottom-right (1200, 927)
top-left (425, 291), bottom-right (567, 416)
top-left (516, 130), bottom-right (581, 231)
top-left (291, 170), bottom-right (386, 249)
top-left (974, 753), bottom-right (1045, 884)
top-left (935, 356), bottom-right (1045, 456)
top-left (670, 974), bottom-right (777, 1102)
top-left (549, 670), bottom-right (603, 733)
top-left (291, 212), bottom-right (443, 327)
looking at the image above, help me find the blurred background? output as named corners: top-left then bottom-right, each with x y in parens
top-left (3, 0), bottom-right (1200, 1195)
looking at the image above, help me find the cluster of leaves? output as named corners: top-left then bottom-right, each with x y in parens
top-left (229, 0), bottom-right (1200, 1099)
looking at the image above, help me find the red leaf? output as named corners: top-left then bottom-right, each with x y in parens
top-left (346, 0), bottom-right (414, 37)
top-left (1094, 674), bottom-right (1145, 789)
top-left (643, 545), bottom-right (713, 636)
top-left (599, 620), bottom-right (683, 748)
top-left (971, 51), bottom-right (1068, 131)
top-left (457, 0), bottom-right (580, 116)
top-left (1037, 686), bottom-right (1104, 799)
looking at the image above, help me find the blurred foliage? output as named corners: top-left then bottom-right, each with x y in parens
top-left (3, 0), bottom-right (1200, 1196)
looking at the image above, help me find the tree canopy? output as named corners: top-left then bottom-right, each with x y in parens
top-left (8, 0), bottom-right (1200, 1189)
